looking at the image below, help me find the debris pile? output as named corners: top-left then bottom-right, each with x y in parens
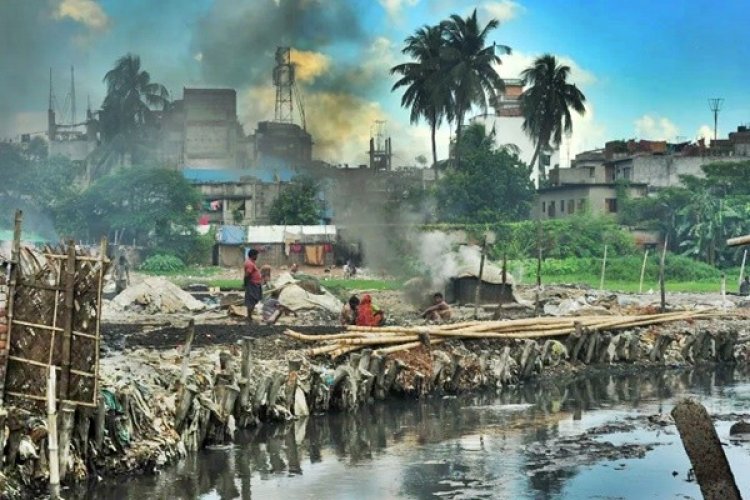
top-left (109, 277), bottom-right (206, 314)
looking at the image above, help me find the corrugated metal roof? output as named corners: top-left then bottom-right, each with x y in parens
top-left (247, 225), bottom-right (337, 243)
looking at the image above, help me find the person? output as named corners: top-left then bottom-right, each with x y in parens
top-left (741, 276), bottom-right (750, 296)
top-left (356, 294), bottom-right (385, 327)
top-left (344, 259), bottom-right (357, 279)
top-left (261, 291), bottom-right (294, 325)
top-left (290, 263), bottom-right (299, 275)
top-left (243, 249), bottom-right (263, 324)
top-left (421, 292), bottom-right (452, 322)
top-left (114, 255), bottom-right (130, 295)
top-left (340, 295), bottom-right (360, 325)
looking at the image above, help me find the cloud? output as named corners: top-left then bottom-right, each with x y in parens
top-left (564, 103), bottom-right (606, 167)
top-left (635, 114), bottom-right (679, 141)
top-left (482, 1), bottom-right (524, 23)
top-left (290, 49), bottom-right (331, 83)
top-left (379, 0), bottom-right (420, 18)
top-left (696, 124), bottom-right (714, 142)
top-left (53, 0), bottom-right (109, 31)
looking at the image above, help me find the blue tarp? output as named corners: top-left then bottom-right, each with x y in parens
top-left (217, 225), bottom-right (246, 244)
top-left (182, 165), bottom-right (297, 184)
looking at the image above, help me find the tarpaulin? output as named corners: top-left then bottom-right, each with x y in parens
top-left (218, 225), bottom-right (246, 244)
top-left (304, 245), bottom-right (325, 266)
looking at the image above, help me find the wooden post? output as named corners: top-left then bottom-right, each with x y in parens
top-left (58, 402), bottom-right (75, 481)
top-left (659, 237), bottom-right (668, 313)
top-left (599, 244), bottom-right (608, 292)
top-left (638, 249), bottom-right (649, 294)
top-left (501, 249), bottom-right (507, 285)
top-left (672, 399), bottom-right (741, 500)
top-left (739, 249), bottom-right (747, 287)
top-left (1, 211), bottom-right (23, 404)
top-left (535, 245), bottom-right (542, 313)
top-left (721, 273), bottom-right (727, 308)
top-left (473, 237), bottom-right (487, 320)
top-left (179, 319), bottom-right (196, 387)
top-left (59, 241), bottom-right (76, 399)
top-left (47, 367), bottom-right (61, 499)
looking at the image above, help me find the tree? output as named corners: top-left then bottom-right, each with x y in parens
top-left (57, 166), bottom-right (203, 259)
top-left (93, 54), bottom-right (169, 176)
top-left (442, 9), bottom-right (509, 169)
top-left (391, 24), bottom-right (453, 176)
top-left (520, 54), bottom-right (586, 184)
top-left (435, 123), bottom-right (534, 222)
top-left (268, 176), bottom-right (321, 225)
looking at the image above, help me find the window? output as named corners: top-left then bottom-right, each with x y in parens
top-left (568, 200), bottom-right (574, 214)
top-left (577, 199), bottom-right (586, 211)
top-left (548, 201), bottom-right (556, 218)
top-left (542, 201), bottom-right (546, 212)
top-left (560, 200), bottom-right (565, 214)
top-left (605, 198), bottom-right (618, 213)
top-left (622, 167), bottom-right (632, 180)
top-left (588, 167), bottom-right (595, 177)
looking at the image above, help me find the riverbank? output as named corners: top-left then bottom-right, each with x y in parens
top-left (2, 313), bottom-right (749, 497)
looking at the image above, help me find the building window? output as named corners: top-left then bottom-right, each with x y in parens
top-left (542, 201), bottom-right (546, 212)
top-left (588, 167), bottom-right (595, 177)
top-left (568, 200), bottom-right (574, 214)
top-left (577, 199), bottom-right (586, 211)
top-left (560, 200), bottom-right (565, 214)
top-left (605, 198), bottom-right (618, 213)
top-left (548, 201), bottom-right (556, 218)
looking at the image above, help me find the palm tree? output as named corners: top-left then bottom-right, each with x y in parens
top-left (520, 54), bottom-right (586, 184)
top-left (91, 54), bottom-right (169, 177)
top-left (391, 24), bottom-right (452, 177)
top-left (442, 9), bottom-right (510, 169)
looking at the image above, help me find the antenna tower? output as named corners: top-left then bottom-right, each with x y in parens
top-left (708, 97), bottom-right (724, 141)
top-left (70, 66), bottom-right (76, 126)
top-left (273, 47), bottom-right (294, 123)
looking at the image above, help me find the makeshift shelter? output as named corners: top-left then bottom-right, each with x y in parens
top-left (214, 225), bottom-right (337, 267)
top-left (446, 263), bottom-right (515, 305)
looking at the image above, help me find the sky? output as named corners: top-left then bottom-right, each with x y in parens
top-left (1, 0), bottom-right (748, 166)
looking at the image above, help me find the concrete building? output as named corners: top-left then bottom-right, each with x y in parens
top-left (248, 121), bottom-right (312, 169)
top-left (533, 183), bottom-right (648, 220)
top-left (470, 79), bottom-right (560, 184)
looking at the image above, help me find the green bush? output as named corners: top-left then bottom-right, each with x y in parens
top-left (140, 254), bottom-right (186, 274)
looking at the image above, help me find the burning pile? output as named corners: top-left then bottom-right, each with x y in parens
top-left (285, 310), bottom-right (726, 359)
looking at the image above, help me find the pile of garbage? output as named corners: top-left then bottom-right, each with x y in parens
top-left (109, 277), bottom-right (206, 314)
top-left (230, 273), bottom-right (342, 321)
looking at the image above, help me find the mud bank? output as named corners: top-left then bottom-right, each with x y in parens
top-left (2, 317), bottom-right (749, 497)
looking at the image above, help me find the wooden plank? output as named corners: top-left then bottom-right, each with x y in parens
top-left (12, 320), bottom-right (97, 339)
top-left (93, 238), bottom-right (108, 408)
top-left (726, 234), bottom-right (750, 247)
top-left (4, 391), bottom-right (96, 408)
top-left (1, 210), bottom-right (23, 404)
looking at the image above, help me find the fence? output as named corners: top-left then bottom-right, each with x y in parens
top-left (0, 211), bottom-right (109, 407)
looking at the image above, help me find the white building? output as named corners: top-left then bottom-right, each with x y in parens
top-left (470, 79), bottom-right (560, 187)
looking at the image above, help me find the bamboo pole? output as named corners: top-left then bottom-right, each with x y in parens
top-left (179, 319), bottom-right (196, 387)
top-left (599, 244), bottom-right (608, 292)
top-left (375, 338), bottom-right (447, 355)
top-left (59, 241), bottom-right (76, 399)
top-left (739, 249), bottom-right (748, 288)
top-left (473, 236), bottom-right (487, 320)
top-left (659, 237), bottom-right (668, 312)
top-left (1, 211), bottom-right (23, 405)
top-left (337, 335), bottom-right (419, 346)
top-left (721, 273), bottom-right (727, 307)
top-left (639, 249), bottom-right (649, 294)
top-left (47, 366), bottom-right (61, 499)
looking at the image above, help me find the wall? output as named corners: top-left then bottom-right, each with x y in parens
top-left (557, 165), bottom-right (609, 184)
top-left (49, 139), bottom-right (96, 162)
top-left (534, 185), bottom-right (646, 220)
top-left (613, 155), bottom-right (750, 188)
top-left (216, 243), bottom-right (333, 268)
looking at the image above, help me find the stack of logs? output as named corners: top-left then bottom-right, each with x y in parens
top-left (285, 311), bottom-right (726, 360)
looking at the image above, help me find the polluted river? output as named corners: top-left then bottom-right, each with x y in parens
top-left (79, 366), bottom-right (750, 499)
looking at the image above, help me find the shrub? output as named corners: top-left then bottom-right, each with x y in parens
top-left (140, 254), bottom-right (186, 274)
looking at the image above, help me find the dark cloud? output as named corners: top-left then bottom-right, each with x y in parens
top-left (192, 0), bottom-right (368, 91)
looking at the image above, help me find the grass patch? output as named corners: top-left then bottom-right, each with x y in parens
top-left (539, 275), bottom-right (729, 293)
top-left (141, 265), bottom-right (223, 278)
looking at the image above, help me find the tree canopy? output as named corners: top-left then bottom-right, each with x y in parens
top-left (268, 176), bottom-right (322, 225)
top-left (435, 123), bottom-right (534, 223)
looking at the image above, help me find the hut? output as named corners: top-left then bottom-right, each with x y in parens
top-left (214, 225), bottom-right (337, 268)
top-left (446, 263), bottom-right (515, 305)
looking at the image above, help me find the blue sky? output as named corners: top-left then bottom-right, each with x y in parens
top-left (2, 0), bottom-right (748, 164)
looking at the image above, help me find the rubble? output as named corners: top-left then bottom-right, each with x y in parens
top-left (108, 277), bottom-right (207, 315)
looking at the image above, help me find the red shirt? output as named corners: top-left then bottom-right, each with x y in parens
top-left (244, 259), bottom-right (262, 285)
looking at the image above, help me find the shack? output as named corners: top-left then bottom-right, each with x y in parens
top-left (214, 225), bottom-right (337, 267)
top-left (447, 263), bottom-right (515, 305)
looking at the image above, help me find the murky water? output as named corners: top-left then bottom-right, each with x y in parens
top-left (81, 367), bottom-right (750, 499)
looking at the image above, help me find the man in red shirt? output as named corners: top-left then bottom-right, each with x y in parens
top-left (243, 249), bottom-right (263, 324)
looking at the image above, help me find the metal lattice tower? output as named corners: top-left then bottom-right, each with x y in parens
top-left (273, 47), bottom-right (294, 123)
top-left (708, 97), bottom-right (724, 141)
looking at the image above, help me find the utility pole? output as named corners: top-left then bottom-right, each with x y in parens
top-left (708, 98), bottom-right (724, 141)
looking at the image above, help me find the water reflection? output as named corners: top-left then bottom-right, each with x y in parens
top-left (82, 366), bottom-right (749, 499)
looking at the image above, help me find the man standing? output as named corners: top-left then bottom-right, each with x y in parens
top-left (114, 255), bottom-right (130, 295)
top-left (244, 249), bottom-right (263, 324)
